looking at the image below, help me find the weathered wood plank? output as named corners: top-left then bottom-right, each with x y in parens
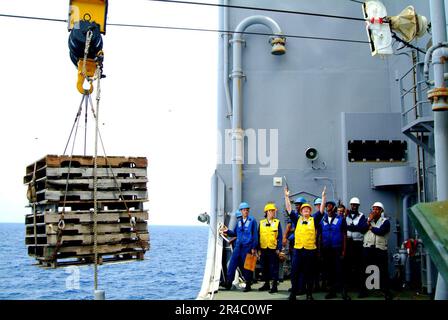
top-left (25, 221), bottom-right (148, 235)
top-left (41, 210), bottom-right (148, 223)
top-left (45, 177), bottom-right (147, 187)
top-left (26, 208), bottom-right (147, 222)
top-left (30, 199), bottom-right (146, 210)
top-left (37, 232), bottom-right (150, 245)
top-left (24, 167), bottom-right (148, 184)
top-left (35, 189), bottom-right (148, 201)
top-left (27, 154), bottom-right (147, 169)
top-left (41, 242), bottom-right (148, 257)
top-left (38, 222), bottom-right (148, 235)
top-left (30, 178), bottom-right (147, 192)
top-left (36, 250), bottom-right (145, 268)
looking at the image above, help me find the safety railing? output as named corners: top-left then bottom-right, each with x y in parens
top-left (399, 60), bottom-right (433, 128)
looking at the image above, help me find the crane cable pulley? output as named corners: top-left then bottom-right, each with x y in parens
top-left (50, 30), bottom-right (102, 263)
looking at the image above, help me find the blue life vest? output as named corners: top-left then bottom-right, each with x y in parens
top-left (320, 213), bottom-right (344, 248)
top-left (234, 216), bottom-right (257, 247)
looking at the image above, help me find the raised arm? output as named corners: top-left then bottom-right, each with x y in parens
top-left (222, 223), bottom-right (237, 238)
top-left (319, 186), bottom-right (327, 214)
top-left (370, 219), bottom-right (391, 236)
top-left (284, 187), bottom-right (292, 214)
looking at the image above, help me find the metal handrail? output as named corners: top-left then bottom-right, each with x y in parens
top-left (402, 100), bottom-right (431, 117)
top-left (400, 59), bottom-right (431, 125)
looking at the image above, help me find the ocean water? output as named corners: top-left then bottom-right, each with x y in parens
top-left (0, 224), bottom-right (208, 300)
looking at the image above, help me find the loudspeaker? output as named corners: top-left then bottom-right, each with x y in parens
top-left (390, 5), bottom-right (428, 42)
top-left (305, 147), bottom-right (319, 161)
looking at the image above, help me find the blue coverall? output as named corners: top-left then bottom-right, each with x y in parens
top-left (318, 213), bottom-right (347, 295)
top-left (226, 215), bottom-right (258, 283)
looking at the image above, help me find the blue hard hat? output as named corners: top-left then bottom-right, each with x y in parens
top-left (235, 210), bottom-right (242, 218)
top-left (314, 198), bottom-right (322, 205)
top-left (239, 202), bottom-right (250, 210)
top-left (326, 200), bottom-right (336, 206)
top-left (294, 197), bottom-right (307, 204)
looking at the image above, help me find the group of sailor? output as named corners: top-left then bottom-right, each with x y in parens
top-left (220, 186), bottom-right (392, 300)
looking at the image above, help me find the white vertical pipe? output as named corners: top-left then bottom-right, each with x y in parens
top-left (229, 15), bottom-right (284, 229)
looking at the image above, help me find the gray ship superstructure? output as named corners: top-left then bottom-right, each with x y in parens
top-left (199, 0), bottom-right (448, 300)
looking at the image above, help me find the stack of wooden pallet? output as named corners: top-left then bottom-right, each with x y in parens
top-left (23, 154), bottom-right (149, 268)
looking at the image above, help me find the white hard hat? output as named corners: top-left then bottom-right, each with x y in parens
top-left (349, 197), bottom-right (360, 205)
top-left (372, 202), bottom-right (384, 210)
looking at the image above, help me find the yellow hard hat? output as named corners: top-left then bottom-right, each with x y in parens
top-left (300, 203), bottom-right (313, 212)
top-left (264, 203), bottom-right (277, 212)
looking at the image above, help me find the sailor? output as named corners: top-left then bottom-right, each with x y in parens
top-left (337, 204), bottom-right (346, 217)
top-left (313, 197), bottom-right (324, 225)
top-left (285, 187), bottom-right (321, 300)
top-left (344, 197), bottom-right (368, 296)
top-left (360, 202), bottom-right (392, 300)
top-left (220, 202), bottom-right (258, 292)
top-left (282, 197), bottom-right (306, 254)
top-left (318, 189), bottom-right (350, 300)
top-left (312, 197), bottom-right (324, 291)
top-left (258, 203), bottom-right (283, 294)
top-left (282, 197), bottom-right (306, 293)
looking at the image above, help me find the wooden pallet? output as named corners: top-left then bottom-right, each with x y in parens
top-left (29, 199), bottom-right (146, 211)
top-left (24, 167), bottom-right (148, 184)
top-left (26, 155), bottom-right (147, 175)
top-left (25, 210), bottom-right (148, 224)
top-left (35, 189), bottom-right (148, 202)
top-left (39, 177), bottom-right (148, 191)
top-left (25, 221), bottom-right (148, 236)
top-left (36, 250), bottom-right (146, 268)
top-left (29, 242), bottom-right (148, 257)
top-left (25, 232), bottom-right (149, 246)
top-left (24, 155), bottom-right (150, 267)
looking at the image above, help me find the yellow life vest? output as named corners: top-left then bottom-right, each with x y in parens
top-left (259, 218), bottom-right (280, 249)
top-left (294, 217), bottom-right (317, 250)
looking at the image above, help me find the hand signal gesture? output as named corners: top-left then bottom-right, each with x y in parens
top-left (219, 224), bottom-right (228, 235)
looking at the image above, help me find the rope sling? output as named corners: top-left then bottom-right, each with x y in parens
top-left (48, 31), bottom-right (147, 294)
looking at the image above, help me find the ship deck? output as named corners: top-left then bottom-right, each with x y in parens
top-left (213, 280), bottom-right (431, 300)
